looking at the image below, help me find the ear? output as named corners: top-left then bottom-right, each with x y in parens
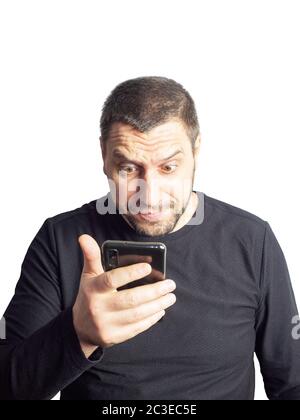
top-left (99, 136), bottom-right (107, 175)
top-left (99, 136), bottom-right (105, 156)
top-left (193, 133), bottom-right (201, 161)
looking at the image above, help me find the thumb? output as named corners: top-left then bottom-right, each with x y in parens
top-left (78, 234), bottom-right (104, 277)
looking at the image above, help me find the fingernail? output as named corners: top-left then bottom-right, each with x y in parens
top-left (168, 293), bottom-right (176, 304)
top-left (164, 279), bottom-right (176, 290)
top-left (140, 263), bottom-right (151, 274)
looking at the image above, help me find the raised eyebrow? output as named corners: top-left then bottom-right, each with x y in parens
top-left (112, 149), bottom-right (183, 165)
top-left (112, 151), bottom-right (142, 166)
top-left (158, 150), bottom-right (184, 162)
top-left (112, 150), bottom-right (133, 161)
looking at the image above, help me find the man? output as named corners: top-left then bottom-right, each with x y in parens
top-left (0, 76), bottom-right (299, 400)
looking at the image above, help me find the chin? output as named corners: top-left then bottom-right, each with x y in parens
top-left (131, 215), bottom-right (179, 237)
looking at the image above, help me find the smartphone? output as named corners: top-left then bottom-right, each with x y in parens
top-left (101, 240), bottom-right (167, 292)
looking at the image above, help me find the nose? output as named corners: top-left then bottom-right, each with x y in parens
top-left (139, 169), bottom-right (161, 211)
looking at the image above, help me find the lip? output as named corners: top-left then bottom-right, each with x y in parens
top-left (136, 211), bottom-right (166, 222)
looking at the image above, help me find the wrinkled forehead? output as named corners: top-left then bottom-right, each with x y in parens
top-left (107, 119), bottom-right (187, 141)
top-left (105, 119), bottom-right (191, 160)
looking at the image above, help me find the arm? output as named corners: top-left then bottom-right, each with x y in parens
top-left (255, 222), bottom-right (300, 400)
top-left (0, 219), bottom-right (104, 400)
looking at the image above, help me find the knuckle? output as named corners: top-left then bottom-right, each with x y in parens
top-left (87, 298), bottom-right (106, 320)
top-left (112, 294), bottom-right (124, 310)
top-left (97, 321), bottom-right (114, 345)
top-left (153, 283), bottom-right (165, 298)
top-left (88, 303), bottom-right (100, 321)
top-left (126, 293), bottom-right (138, 308)
top-left (156, 300), bottom-right (165, 312)
top-left (130, 265), bottom-right (143, 281)
top-left (154, 286), bottom-right (163, 299)
top-left (130, 307), bottom-right (141, 321)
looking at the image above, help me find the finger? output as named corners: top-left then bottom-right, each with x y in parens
top-left (78, 234), bottom-right (104, 277)
top-left (118, 254), bottom-right (153, 266)
top-left (114, 310), bottom-right (166, 343)
top-left (150, 267), bottom-right (165, 281)
top-left (111, 279), bottom-right (176, 310)
top-left (112, 292), bottom-right (176, 324)
top-left (115, 266), bottom-right (165, 291)
top-left (94, 262), bottom-right (152, 293)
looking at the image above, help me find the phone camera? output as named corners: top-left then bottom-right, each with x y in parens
top-left (108, 249), bottom-right (118, 268)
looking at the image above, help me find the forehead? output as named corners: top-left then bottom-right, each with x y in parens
top-left (104, 120), bottom-right (193, 165)
top-left (106, 119), bottom-right (189, 148)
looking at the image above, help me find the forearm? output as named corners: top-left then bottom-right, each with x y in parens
top-left (0, 307), bottom-right (104, 400)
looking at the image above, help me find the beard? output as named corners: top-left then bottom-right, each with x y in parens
top-left (121, 166), bottom-right (196, 237)
top-left (122, 200), bottom-right (183, 237)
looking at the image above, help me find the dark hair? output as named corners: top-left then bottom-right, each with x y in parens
top-left (100, 76), bottom-right (200, 149)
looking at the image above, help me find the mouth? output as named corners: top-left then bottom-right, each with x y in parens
top-left (135, 210), bottom-right (168, 222)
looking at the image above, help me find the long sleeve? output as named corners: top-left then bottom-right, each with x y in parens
top-left (0, 219), bottom-right (104, 400)
top-left (255, 222), bottom-right (300, 400)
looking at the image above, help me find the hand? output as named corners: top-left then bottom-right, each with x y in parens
top-left (72, 234), bottom-right (176, 358)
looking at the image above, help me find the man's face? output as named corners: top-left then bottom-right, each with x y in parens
top-left (101, 118), bottom-right (200, 236)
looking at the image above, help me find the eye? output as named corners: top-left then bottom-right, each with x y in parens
top-left (119, 165), bottom-right (137, 175)
top-left (162, 163), bottom-right (177, 173)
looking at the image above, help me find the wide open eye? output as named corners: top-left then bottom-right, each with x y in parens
top-left (119, 165), bottom-right (138, 175)
top-left (161, 163), bottom-right (178, 173)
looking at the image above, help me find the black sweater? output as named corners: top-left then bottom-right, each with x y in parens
top-left (1, 191), bottom-right (299, 400)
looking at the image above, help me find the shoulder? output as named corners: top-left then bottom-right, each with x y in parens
top-left (204, 193), bottom-right (267, 228)
top-left (203, 193), bottom-right (268, 247)
top-left (46, 199), bottom-right (98, 228)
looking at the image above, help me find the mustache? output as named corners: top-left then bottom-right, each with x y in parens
top-left (127, 201), bottom-right (176, 213)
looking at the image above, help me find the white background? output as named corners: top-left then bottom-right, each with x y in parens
top-left (0, 0), bottom-right (299, 400)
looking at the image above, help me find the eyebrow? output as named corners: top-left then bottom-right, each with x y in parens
top-left (112, 149), bottom-right (184, 165)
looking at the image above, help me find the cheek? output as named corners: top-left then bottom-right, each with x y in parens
top-left (106, 167), bottom-right (128, 188)
top-left (181, 159), bottom-right (194, 174)
top-left (164, 168), bottom-right (194, 205)
top-left (161, 165), bottom-right (193, 190)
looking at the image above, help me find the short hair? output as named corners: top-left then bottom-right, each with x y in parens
top-left (100, 76), bottom-right (200, 149)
